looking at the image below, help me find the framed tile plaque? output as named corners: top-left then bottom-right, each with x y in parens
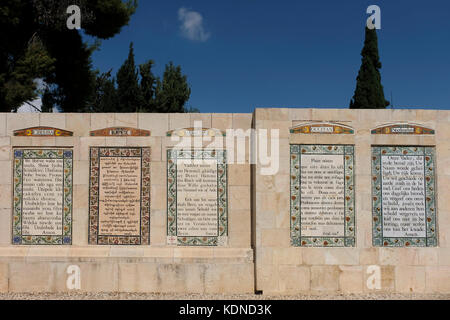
top-left (89, 147), bottom-right (151, 245)
top-left (12, 148), bottom-right (73, 245)
top-left (290, 145), bottom-right (355, 247)
top-left (167, 149), bottom-right (228, 246)
top-left (372, 146), bottom-right (437, 247)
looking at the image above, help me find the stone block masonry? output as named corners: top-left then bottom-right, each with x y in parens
top-left (0, 109), bottom-right (448, 295)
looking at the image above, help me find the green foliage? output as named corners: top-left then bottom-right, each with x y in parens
top-left (0, 0), bottom-right (137, 112)
top-left (139, 60), bottom-right (157, 112)
top-left (350, 27), bottom-right (389, 109)
top-left (116, 43), bottom-right (143, 112)
top-left (154, 62), bottom-right (191, 113)
top-left (91, 44), bottom-right (192, 113)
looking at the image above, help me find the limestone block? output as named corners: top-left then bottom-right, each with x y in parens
top-left (151, 185), bottom-right (165, 211)
top-left (0, 209), bottom-right (10, 246)
top-left (363, 265), bottom-right (395, 292)
top-left (0, 185), bottom-right (11, 209)
top-left (229, 209), bottom-right (251, 234)
top-left (150, 225), bottom-right (166, 246)
top-left (212, 114), bottom-right (233, 131)
top-left (261, 228), bottom-right (290, 248)
top-left (72, 209), bottom-right (88, 246)
top-left (118, 263), bottom-right (159, 293)
top-left (324, 248), bottom-right (359, 265)
top-left (138, 113), bottom-right (169, 137)
top-left (439, 248), bottom-right (450, 265)
top-left (426, 267), bottom-right (450, 293)
top-left (10, 136), bottom-right (32, 147)
top-left (228, 164), bottom-right (250, 186)
top-left (65, 113), bottom-right (91, 136)
top-left (114, 113), bottom-right (138, 128)
top-left (109, 247), bottom-right (144, 258)
top-left (7, 113), bottom-right (39, 135)
top-left (173, 248), bottom-right (214, 259)
top-left (90, 113), bottom-right (114, 131)
top-left (204, 263), bottom-right (254, 294)
top-left (31, 137), bottom-right (55, 146)
top-left (310, 265), bottom-right (340, 292)
top-left (272, 247), bottom-right (302, 265)
top-left (339, 266), bottom-right (363, 293)
top-left (73, 185), bottom-right (88, 209)
top-left (278, 265), bottom-right (310, 293)
top-left (8, 262), bottom-right (53, 292)
top-left (79, 137), bottom-right (106, 161)
top-left (417, 248), bottom-right (439, 266)
top-left (169, 114), bottom-right (190, 130)
top-left (256, 109), bottom-right (289, 121)
top-left (0, 114), bottom-right (6, 136)
top-left (395, 266), bottom-right (426, 293)
top-left (68, 247), bottom-right (110, 258)
top-left (76, 263), bottom-right (119, 292)
top-left (0, 161), bottom-right (11, 185)
top-left (0, 263), bottom-right (7, 293)
top-left (73, 160), bottom-right (89, 185)
top-left (359, 248), bottom-right (379, 265)
top-left (302, 248), bottom-right (326, 265)
top-left (233, 114), bottom-right (253, 129)
top-left (40, 113), bottom-right (66, 129)
top-left (229, 186), bottom-right (250, 211)
top-left (0, 137), bottom-right (11, 161)
top-left (104, 137), bottom-right (127, 146)
top-left (190, 113), bottom-right (212, 128)
top-left (288, 108), bottom-right (313, 121)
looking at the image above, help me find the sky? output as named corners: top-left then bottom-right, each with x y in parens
top-left (86, 0), bottom-right (450, 113)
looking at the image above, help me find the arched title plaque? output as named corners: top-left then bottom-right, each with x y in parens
top-left (290, 122), bottom-right (354, 134)
top-left (167, 128), bottom-right (226, 137)
top-left (90, 127), bottom-right (150, 137)
top-left (14, 127), bottom-right (73, 137)
top-left (371, 123), bottom-right (435, 135)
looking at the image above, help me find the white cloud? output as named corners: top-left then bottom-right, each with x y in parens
top-left (178, 7), bottom-right (211, 42)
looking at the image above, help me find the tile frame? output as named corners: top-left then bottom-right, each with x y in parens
top-left (290, 144), bottom-right (356, 247)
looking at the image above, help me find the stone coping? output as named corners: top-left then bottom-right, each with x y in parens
top-left (0, 247), bottom-right (253, 260)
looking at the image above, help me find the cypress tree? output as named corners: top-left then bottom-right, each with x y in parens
top-left (139, 60), bottom-right (157, 112)
top-left (350, 27), bottom-right (389, 109)
top-left (116, 42), bottom-right (143, 112)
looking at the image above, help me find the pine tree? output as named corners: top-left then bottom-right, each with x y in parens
top-left (88, 70), bottom-right (117, 112)
top-left (116, 42), bottom-right (143, 112)
top-left (350, 27), bottom-right (389, 109)
top-left (155, 62), bottom-right (191, 113)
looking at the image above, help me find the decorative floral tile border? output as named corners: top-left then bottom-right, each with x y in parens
top-left (12, 149), bottom-right (73, 245)
top-left (88, 147), bottom-right (151, 245)
top-left (167, 149), bottom-right (228, 246)
top-left (372, 146), bottom-right (437, 247)
top-left (290, 145), bottom-right (356, 247)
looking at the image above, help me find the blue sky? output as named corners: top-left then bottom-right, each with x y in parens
top-left (87, 0), bottom-right (450, 113)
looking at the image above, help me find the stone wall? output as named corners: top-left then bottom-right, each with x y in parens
top-left (254, 108), bottom-right (450, 294)
top-left (0, 113), bottom-right (254, 293)
top-left (0, 109), bottom-right (449, 295)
